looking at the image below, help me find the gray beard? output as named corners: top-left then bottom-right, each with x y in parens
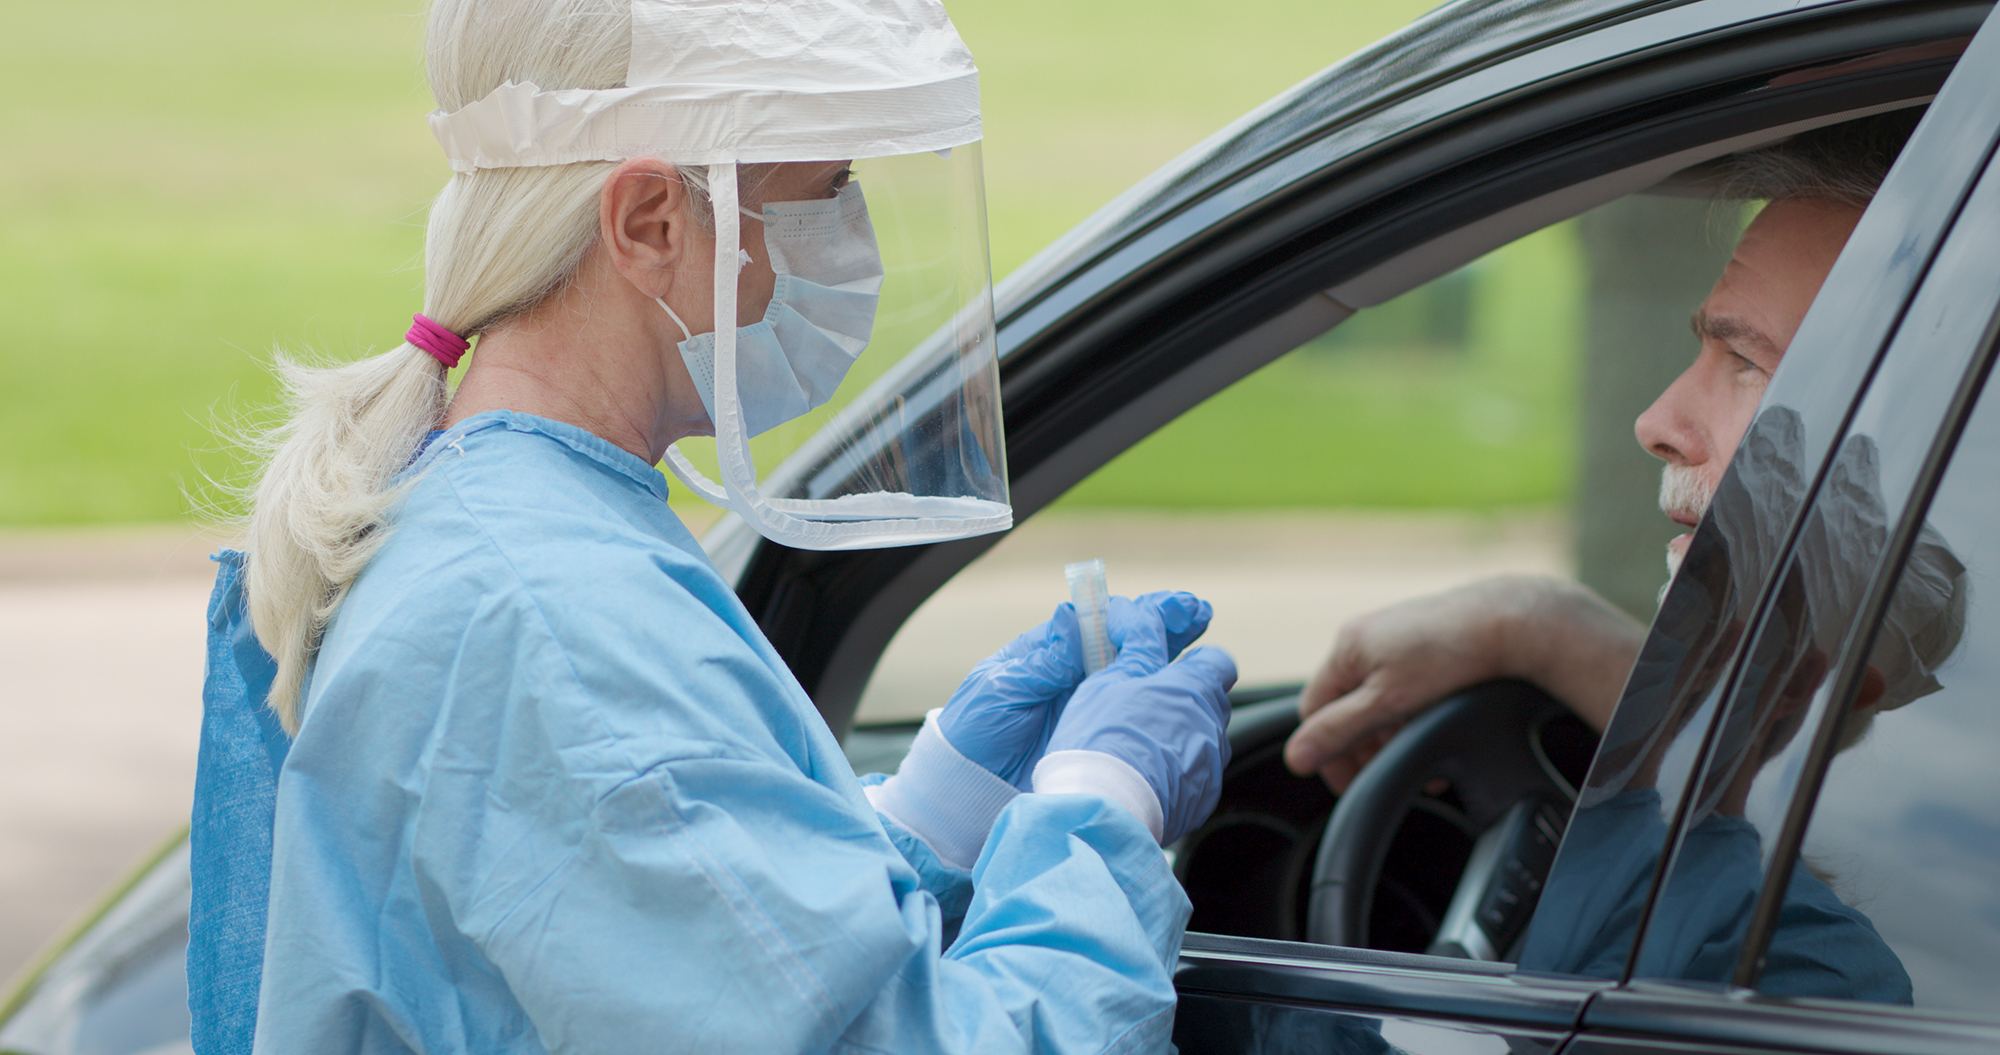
top-left (1656, 464), bottom-right (1712, 608)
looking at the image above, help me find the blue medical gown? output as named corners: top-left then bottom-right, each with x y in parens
top-left (252, 411), bottom-right (1189, 1055)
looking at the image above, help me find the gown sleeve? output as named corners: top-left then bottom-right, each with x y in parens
top-left (463, 754), bottom-right (1185, 1055)
top-left (859, 770), bottom-right (976, 934)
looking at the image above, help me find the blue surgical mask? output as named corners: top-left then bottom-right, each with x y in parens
top-left (656, 181), bottom-right (883, 437)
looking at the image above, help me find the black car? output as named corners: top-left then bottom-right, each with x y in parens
top-left (8, 0), bottom-right (2000, 1051)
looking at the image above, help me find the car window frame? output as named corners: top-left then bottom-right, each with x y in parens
top-left (723, 0), bottom-right (1991, 741)
top-left (974, 3), bottom-right (1993, 1046)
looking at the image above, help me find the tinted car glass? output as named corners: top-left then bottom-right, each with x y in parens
top-left (1766, 340), bottom-right (1998, 1017)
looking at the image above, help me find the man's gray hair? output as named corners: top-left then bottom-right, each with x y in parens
top-left (1720, 108), bottom-right (1923, 207)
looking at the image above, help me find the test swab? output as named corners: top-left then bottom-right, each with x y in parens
top-left (1066, 558), bottom-right (1115, 674)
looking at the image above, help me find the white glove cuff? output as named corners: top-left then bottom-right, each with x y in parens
top-left (1031, 749), bottom-right (1166, 844)
top-left (864, 710), bottom-right (1019, 870)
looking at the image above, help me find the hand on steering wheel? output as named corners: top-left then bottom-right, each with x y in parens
top-left (1285, 577), bottom-right (1639, 792)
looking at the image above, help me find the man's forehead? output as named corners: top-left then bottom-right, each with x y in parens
top-left (1696, 199), bottom-right (1865, 362)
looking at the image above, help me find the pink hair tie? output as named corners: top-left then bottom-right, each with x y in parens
top-left (406, 314), bottom-right (470, 368)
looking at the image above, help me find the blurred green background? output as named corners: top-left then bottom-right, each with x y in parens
top-left (0, 0), bottom-right (1587, 527)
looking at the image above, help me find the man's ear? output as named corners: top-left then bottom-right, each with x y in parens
top-left (600, 157), bottom-right (698, 298)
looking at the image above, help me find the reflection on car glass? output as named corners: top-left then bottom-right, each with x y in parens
top-left (1519, 405), bottom-right (1966, 1003)
top-left (1761, 371), bottom-right (2000, 1016)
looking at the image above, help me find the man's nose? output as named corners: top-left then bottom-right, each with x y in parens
top-left (1635, 363), bottom-right (1708, 467)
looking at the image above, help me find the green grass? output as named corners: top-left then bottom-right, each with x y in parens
top-left (0, 0), bottom-right (1468, 526)
top-left (1056, 224), bottom-right (1585, 509)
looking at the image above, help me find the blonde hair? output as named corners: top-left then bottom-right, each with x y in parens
top-left (245, 0), bottom-right (669, 733)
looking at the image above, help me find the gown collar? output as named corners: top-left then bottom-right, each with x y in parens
top-left (408, 410), bottom-right (672, 502)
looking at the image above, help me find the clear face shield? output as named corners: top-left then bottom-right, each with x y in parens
top-left (427, 0), bottom-right (1009, 550)
top-left (662, 146), bottom-right (1009, 550)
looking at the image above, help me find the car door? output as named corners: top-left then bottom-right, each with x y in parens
top-left (1566, 5), bottom-right (2000, 1051)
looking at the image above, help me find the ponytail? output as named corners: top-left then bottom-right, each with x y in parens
top-left (241, 0), bottom-right (642, 732)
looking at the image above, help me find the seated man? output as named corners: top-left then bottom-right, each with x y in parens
top-left (1284, 111), bottom-right (1970, 999)
top-left (1284, 112), bottom-right (1917, 790)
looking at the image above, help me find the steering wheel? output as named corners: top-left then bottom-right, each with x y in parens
top-left (1304, 679), bottom-right (1584, 959)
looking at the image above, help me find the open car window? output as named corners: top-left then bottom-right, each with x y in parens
top-left (853, 193), bottom-right (1687, 730)
top-left (852, 214), bottom-right (1587, 727)
top-left (854, 172), bottom-right (1770, 729)
top-left (854, 186), bottom-right (1744, 964)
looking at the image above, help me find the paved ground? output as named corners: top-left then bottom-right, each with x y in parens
top-left (0, 525), bottom-right (224, 990)
top-left (0, 512), bottom-right (1566, 987)
top-left (857, 510), bottom-right (1569, 722)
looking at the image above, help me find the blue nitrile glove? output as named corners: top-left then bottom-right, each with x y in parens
top-left (1033, 601), bottom-right (1237, 844)
top-left (939, 592), bottom-right (1214, 789)
top-left (869, 592), bottom-right (1217, 868)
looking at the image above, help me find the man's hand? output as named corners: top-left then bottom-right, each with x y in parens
top-left (1281, 576), bottom-right (1644, 791)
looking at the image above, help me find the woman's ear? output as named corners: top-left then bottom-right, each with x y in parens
top-left (601, 157), bottom-right (700, 298)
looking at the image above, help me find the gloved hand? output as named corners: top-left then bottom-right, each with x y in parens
top-left (1034, 601), bottom-right (1237, 844)
top-left (939, 591), bottom-right (1213, 790)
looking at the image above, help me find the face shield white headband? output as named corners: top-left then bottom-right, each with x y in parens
top-left (425, 0), bottom-right (1011, 550)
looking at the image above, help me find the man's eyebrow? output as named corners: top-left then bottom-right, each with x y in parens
top-left (1690, 310), bottom-right (1781, 357)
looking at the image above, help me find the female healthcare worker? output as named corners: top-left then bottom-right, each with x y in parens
top-left (185, 0), bottom-right (1239, 1052)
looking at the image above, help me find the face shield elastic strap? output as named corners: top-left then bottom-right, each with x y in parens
top-left (663, 162), bottom-right (748, 510)
top-left (655, 202), bottom-right (757, 510)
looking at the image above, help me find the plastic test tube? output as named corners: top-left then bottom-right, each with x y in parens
top-left (1066, 558), bottom-right (1116, 674)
